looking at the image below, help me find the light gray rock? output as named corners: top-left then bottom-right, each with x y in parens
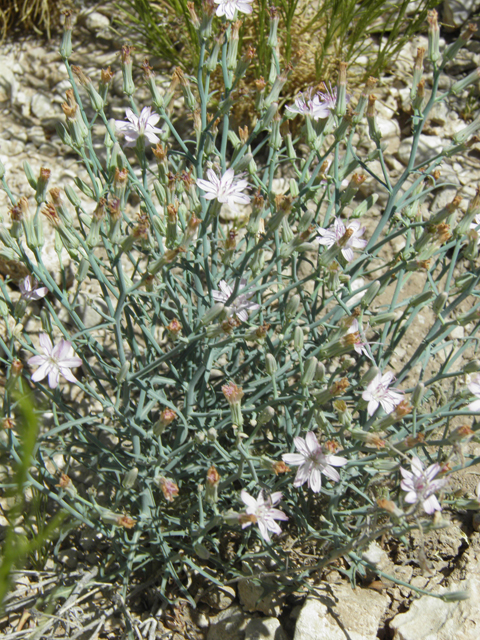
top-left (294, 585), bottom-right (390, 640)
top-left (397, 135), bottom-right (445, 166)
top-left (244, 617), bottom-right (287, 640)
top-left (202, 585), bottom-right (236, 610)
top-left (85, 12), bottom-right (110, 33)
top-left (207, 605), bottom-right (249, 640)
top-left (443, 0), bottom-right (477, 28)
top-left (0, 58), bottom-right (16, 102)
top-left (376, 115), bottom-right (401, 154)
top-left (390, 543), bottom-right (480, 640)
top-left (238, 578), bottom-right (284, 616)
top-left (31, 93), bottom-right (52, 120)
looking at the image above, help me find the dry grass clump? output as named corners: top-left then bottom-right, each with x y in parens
top-left (0, 0), bottom-right (65, 40)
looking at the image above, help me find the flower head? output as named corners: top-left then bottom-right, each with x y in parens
top-left (28, 333), bottom-right (82, 389)
top-left (317, 218), bottom-right (367, 262)
top-left (400, 456), bottom-right (447, 514)
top-left (212, 279), bottom-right (260, 322)
top-left (115, 106), bottom-right (163, 148)
top-left (344, 318), bottom-right (373, 360)
top-left (362, 371), bottom-right (403, 416)
top-left (19, 276), bottom-right (48, 301)
top-left (282, 431), bottom-right (347, 492)
top-left (287, 84), bottom-right (349, 120)
top-left (239, 489), bottom-right (288, 542)
top-left (196, 168), bottom-right (250, 210)
top-left (214, 0), bottom-right (253, 20)
top-left (467, 372), bottom-right (480, 412)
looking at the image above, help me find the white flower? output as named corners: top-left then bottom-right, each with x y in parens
top-left (467, 372), bottom-right (480, 412)
top-left (196, 168), bottom-right (250, 210)
top-left (28, 333), bottom-right (82, 389)
top-left (362, 371), bottom-right (403, 417)
top-left (239, 489), bottom-right (288, 542)
top-left (19, 276), bottom-right (48, 301)
top-left (400, 456), bottom-right (447, 515)
top-left (214, 0), bottom-right (253, 20)
top-left (282, 431), bottom-right (347, 493)
top-left (115, 106), bottom-right (163, 148)
top-left (211, 279), bottom-right (260, 322)
top-left (317, 217), bottom-right (367, 262)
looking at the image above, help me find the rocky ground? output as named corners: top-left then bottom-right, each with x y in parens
top-left (2, 1), bottom-right (480, 638)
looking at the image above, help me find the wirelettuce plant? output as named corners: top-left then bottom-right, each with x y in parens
top-left (2, 5), bottom-right (480, 605)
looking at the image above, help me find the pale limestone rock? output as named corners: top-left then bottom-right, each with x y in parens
top-left (244, 617), bottom-right (288, 640)
top-left (238, 578), bottom-right (283, 616)
top-left (397, 135), bottom-right (445, 166)
top-left (294, 585), bottom-right (390, 640)
top-left (207, 605), bottom-right (249, 640)
top-left (85, 11), bottom-right (111, 32)
top-left (390, 543), bottom-right (480, 640)
top-left (202, 585), bottom-right (236, 610)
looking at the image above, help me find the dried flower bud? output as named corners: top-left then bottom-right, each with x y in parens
top-left (154, 408), bottom-right (177, 435)
top-left (2, 417), bottom-right (15, 430)
top-left (117, 515), bottom-right (136, 528)
top-left (272, 460), bottom-right (290, 475)
top-left (121, 45), bottom-right (135, 96)
top-left (156, 477), bottom-right (179, 502)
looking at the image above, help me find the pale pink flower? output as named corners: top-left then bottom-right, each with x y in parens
top-left (214, 0), bottom-right (253, 20)
top-left (362, 371), bottom-right (403, 416)
top-left (196, 168), bottom-right (250, 210)
top-left (115, 106), bottom-right (163, 148)
top-left (239, 489), bottom-right (288, 542)
top-left (286, 85), bottom-right (349, 120)
top-left (282, 431), bottom-right (347, 493)
top-left (467, 373), bottom-right (480, 412)
top-left (20, 276), bottom-right (48, 301)
top-left (28, 333), bottom-right (82, 389)
top-left (400, 456), bottom-right (447, 514)
top-left (212, 279), bottom-right (260, 322)
top-left (345, 318), bottom-right (373, 360)
top-left (317, 217), bottom-right (367, 262)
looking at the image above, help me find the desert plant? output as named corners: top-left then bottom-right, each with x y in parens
top-left (0, 6), bottom-right (479, 605)
top-left (115, 0), bottom-right (441, 93)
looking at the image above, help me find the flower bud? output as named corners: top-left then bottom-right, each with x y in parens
top-left (121, 45), bottom-right (135, 96)
top-left (412, 382), bottom-right (425, 407)
top-left (370, 311), bottom-right (399, 326)
top-left (257, 405), bottom-right (275, 427)
top-left (222, 382), bottom-right (244, 427)
top-left (464, 360), bottom-right (480, 373)
top-left (122, 467), bottom-right (138, 489)
top-left (202, 302), bottom-right (225, 326)
top-left (361, 280), bottom-right (380, 309)
top-left (432, 292), bottom-right (448, 315)
top-left (301, 356), bottom-right (318, 387)
top-left (427, 10), bottom-right (440, 63)
top-left (409, 290), bottom-right (434, 308)
top-left (285, 294), bottom-right (300, 319)
top-left (265, 353), bottom-right (277, 376)
top-left (205, 465), bottom-right (221, 503)
top-left (155, 476), bottom-right (179, 502)
top-left (60, 10), bottom-right (73, 59)
top-left (293, 326), bottom-right (304, 352)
